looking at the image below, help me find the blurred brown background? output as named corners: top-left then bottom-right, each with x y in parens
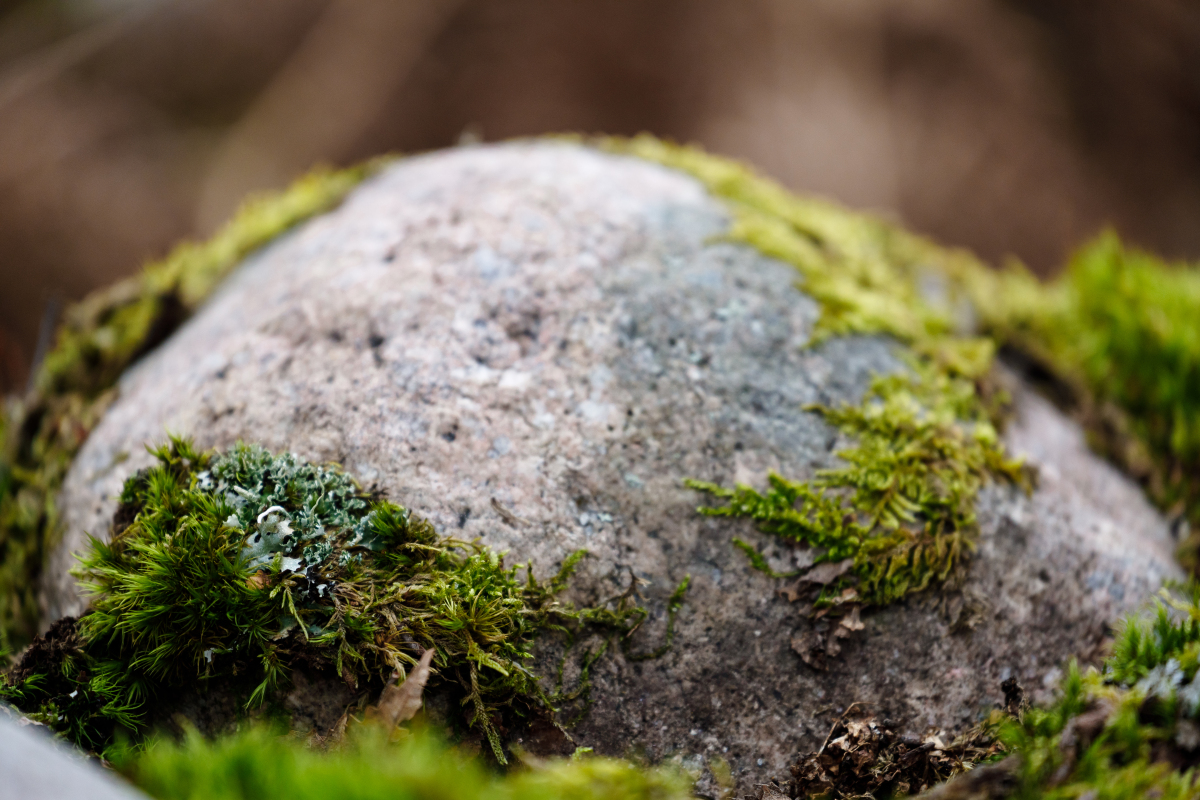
top-left (2, 0), bottom-right (1199, 394)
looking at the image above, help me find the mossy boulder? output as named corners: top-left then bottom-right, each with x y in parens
top-left (43, 142), bottom-right (1180, 790)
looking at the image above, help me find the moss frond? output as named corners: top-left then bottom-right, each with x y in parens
top-left (689, 367), bottom-right (1026, 607)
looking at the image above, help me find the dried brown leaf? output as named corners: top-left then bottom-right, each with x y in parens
top-left (804, 557), bottom-right (854, 586)
top-left (791, 629), bottom-right (827, 670)
top-left (375, 647), bottom-right (435, 730)
top-left (837, 606), bottom-right (865, 635)
top-left (778, 580), bottom-right (805, 603)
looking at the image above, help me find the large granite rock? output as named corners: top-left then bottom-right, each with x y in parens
top-left (45, 142), bottom-right (1181, 789)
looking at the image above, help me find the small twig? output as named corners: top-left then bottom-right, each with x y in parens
top-left (25, 297), bottom-right (59, 395)
top-left (818, 701), bottom-right (873, 755)
top-left (490, 497), bottom-right (530, 528)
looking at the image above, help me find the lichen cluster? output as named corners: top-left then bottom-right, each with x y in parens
top-left (0, 163), bottom-right (376, 649)
top-left (603, 135), bottom-right (1027, 607)
top-left (1, 438), bottom-right (674, 764)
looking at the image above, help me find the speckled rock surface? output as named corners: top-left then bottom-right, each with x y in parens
top-left (46, 142), bottom-right (1181, 791)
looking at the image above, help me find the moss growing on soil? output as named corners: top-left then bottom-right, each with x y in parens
top-left (103, 583), bottom-right (1200, 800)
top-left (1, 438), bottom-right (676, 764)
top-left (603, 135), bottom-right (1028, 608)
top-left (0, 163), bottom-right (377, 649)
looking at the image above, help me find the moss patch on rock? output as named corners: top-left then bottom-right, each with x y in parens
top-left (686, 364), bottom-right (1025, 609)
top-left (602, 135), bottom-right (1028, 609)
top-left (0, 163), bottom-right (376, 648)
top-left (1, 438), bottom-right (673, 764)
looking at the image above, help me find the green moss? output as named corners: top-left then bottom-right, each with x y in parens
top-left (602, 136), bottom-right (1026, 607)
top-left (687, 365), bottom-right (1026, 607)
top-left (993, 585), bottom-right (1200, 798)
top-left (960, 232), bottom-right (1200, 571)
top-left (1, 438), bottom-right (681, 764)
top-left (113, 724), bottom-right (692, 800)
top-left (0, 162), bottom-right (377, 648)
top-left (603, 135), bottom-right (1200, 797)
top-left (602, 135), bottom-right (985, 347)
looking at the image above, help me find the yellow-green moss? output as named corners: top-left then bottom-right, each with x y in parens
top-left (115, 724), bottom-right (693, 800)
top-left (602, 134), bottom-right (988, 348)
top-left (686, 363), bottom-right (1025, 607)
top-left (959, 232), bottom-right (1200, 570)
top-left (0, 162), bottom-right (380, 648)
top-left (602, 135), bottom-right (1026, 607)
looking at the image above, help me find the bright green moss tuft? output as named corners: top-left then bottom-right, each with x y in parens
top-left (1, 438), bottom-right (680, 764)
top-left (963, 232), bottom-right (1200, 570)
top-left (0, 162), bottom-right (377, 648)
top-left (113, 724), bottom-right (693, 800)
top-left (602, 136), bottom-right (1026, 607)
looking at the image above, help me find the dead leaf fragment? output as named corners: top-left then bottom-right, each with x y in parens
top-left (373, 648), bottom-right (435, 732)
top-left (490, 497), bottom-right (530, 528)
top-left (836, 606), bottom-right (865, 636)
top-left (790, 706), bottom-right (1005, 798)
top-left (791, 628), bottom-right (828, 670)
top-left (826, 635), bottom-right (842, 658)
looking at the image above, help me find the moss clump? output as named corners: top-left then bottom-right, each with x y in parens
top-left (961, 232), bottom-right (1200, 571)
top-left (113, 724), bottom-right (692, 800)
top-left (687, 364), bottom-right (1025, 608)
top-left (0, 162), bottom-right (376, 648)
top-left (601, 135), bottom-right (1026, 608)
top-left (988, 585), bottom-right (1200, 798)
top-left (1, 438), bottom-right (676, 763)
